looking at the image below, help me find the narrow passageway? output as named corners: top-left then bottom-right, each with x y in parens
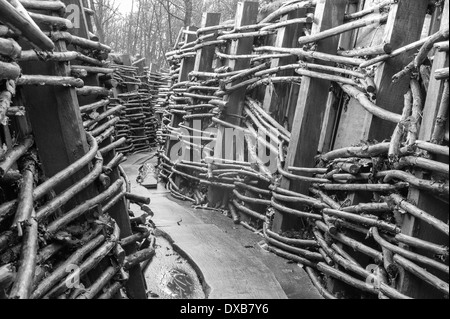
top-left (121, 152), bottom-right (321, 299)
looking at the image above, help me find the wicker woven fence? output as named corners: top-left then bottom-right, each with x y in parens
top-left (157, 0), bottom-right (449, 299)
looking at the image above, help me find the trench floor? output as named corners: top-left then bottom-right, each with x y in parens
top-left (122, 152), bottom-right (322, 299)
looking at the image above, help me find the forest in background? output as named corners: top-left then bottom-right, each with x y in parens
top-left (90, 0), bottom-right (245, 70)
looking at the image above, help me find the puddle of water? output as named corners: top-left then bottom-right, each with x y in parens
top-left (162, 268), bottom-right (195, 298)
top-left (144, 236), bottom-right (206, 299)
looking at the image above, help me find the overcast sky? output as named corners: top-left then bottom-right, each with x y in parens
top-left (118, 0), bottom-right (134, 13)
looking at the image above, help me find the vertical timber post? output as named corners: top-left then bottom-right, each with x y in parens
top-left (165, 26), bottom-right (198, 163)
top-left (216, 0), bottom-right (259, 166)
top-left (192, 12), bottom-right (222, 204)
top-left (223, 1), bottom-right (259, 128)
top-left (262, 8), bottom-right (307, 123)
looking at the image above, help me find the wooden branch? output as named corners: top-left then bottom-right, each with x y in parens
top-left (371, 227), bottom-right (448, 274)
top-left (71, 65), bottom-right (114, 75)
top-left (0, 0), bottom-right (55, 50)
top-left (316, 182), bottom-right (408, 192)
top-left (435, 67), bottom-right (449, 80)
top-left (0, 136), bottom-right (34, 178)
top-left (338, 43), bottom-right (392, 57)
top-left (46, 180), bottom-right (123, 235)
top-left (393, 254), bottom-right (449, 295)
top-left (8, 211), bottom-right (38, 299)
top-left (271, 198), bottom-right (322, 220)
top-left (396, 156), bottom-right (448, 177)
top-left (77, 266), bottom-right (118, 299)
top-left (232, 199), bottom-right (266, 221)
top-left (340, 84), bottom-right (402, 123)
top-left (17, 75), bottom-right (84, 88)
top-left (46, 223), bottom-right (120, 298)
top-left (0, 87), bottom-right (13, 125)
top-left (102, 191), bottom-right (125, 214)
top-left (317, 262), bottom-right (377, 295)
top-left (415, 140), bottom-right (449, 157)
top-left (91, 117), bottom-right (120, 137)
top-left (79, 99), bottom-right (110, 114)
top-left (124, 247), bottom-right (155, 270)
top-left (31, 233), bottom-right (105, 298)
top-left (316, 221), bottom-right (383, 262)
top-left (49, 31), bottom-right (111, 52)
top-left (0, 37), bottom-right (21, 59)
top-left (76, 86), bottom-right (110, 97)
top-left (125, 193), bottom-right (150, 205)
top-left (344, 0), bottom-right (396, 21)
top-left (83, 105), bottom-right (124, 128)
top-left (342, 202), bottom-right (391, 214)
top-left (97, 282), bottom-right (122, 299)
top-left (233, 189), bottom-right (271, 206)
top-left (298, 13), bottom-right (389, 46)
top-left (415, 27), bottom-right (449, 69)
top-left (255, 46), bottom-right (365, 66)
top-left (406, 79), bottom-right (423, 145)
top-left (259, 0), bottom-right (317, 24)
top-left (360, 33), bottom-right (442, 68)
top-left (12, 160), bottom-right (35, 228)
top-left (434, 41), bottom-right (449, 52)
top-left (379, 170), bottom-right (449, 199)
top-left (385, 194), bottom-right (449, 236)
top-left (394, 233), bottom-right (448, 258)
top-left (120, 229), bottom-right (150, 247)
top-left (36, 156), bottom-right (103, 222)
top-left (28, 11), bottom-right (72, 29)
top-left (18, 50), bottom-right (78, 62)
top-left (431, 80), bottom-right (449, 144)
top-left (297, 62), bottom-right (365, 78)
top-left (1, 133), bottom-right (96, 224)
top-left (295, 68), bottom-right (358, 85)
top-left (305, 266), bottom-right (336, 299)
top-left (265, 224), bottom-right (318, 248)
top-left (264, 228), bottom-right (323, 260)
top-left (0, 61), bottom-right (21, 80)
top-left (99, 137), bottom-right (127, 155)
top-left (389, 90), bottom-right (412, 160)
top-left (323, 208), bottom-right (400, 234)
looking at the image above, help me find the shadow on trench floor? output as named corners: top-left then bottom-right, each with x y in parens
top-left (123, 151), bottom-right (322, 299)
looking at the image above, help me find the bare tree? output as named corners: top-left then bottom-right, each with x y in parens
top-left (91, 0), bottom-right (230, 69)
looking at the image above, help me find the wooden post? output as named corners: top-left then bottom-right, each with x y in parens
top-left (19, 41), bottom-right (95, 210)
top-left (262, 8), bottom-right (307, 123)
top-left (191, 12), bottom-right (222, 204)
top-left (165, 26), bottom-right (198, 163)
top-left (223, 1), bottom-right (259, 127)
top-left (64, 0), bottom-right (90, 39)
top-left (333, 0), bottom-right (429, 148)
top-left (213, 1), bottom-right (259, 165)
top-left (81, 0), bottom-right (94, 33)
top-left (273, 0), bottom-right (347, 233)
top-left (194, 13), bottom-right (221, 73)
top-left (420, 0), bottom-right (449, 140)
top-left (191, 13), bottom-right (221, 162)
